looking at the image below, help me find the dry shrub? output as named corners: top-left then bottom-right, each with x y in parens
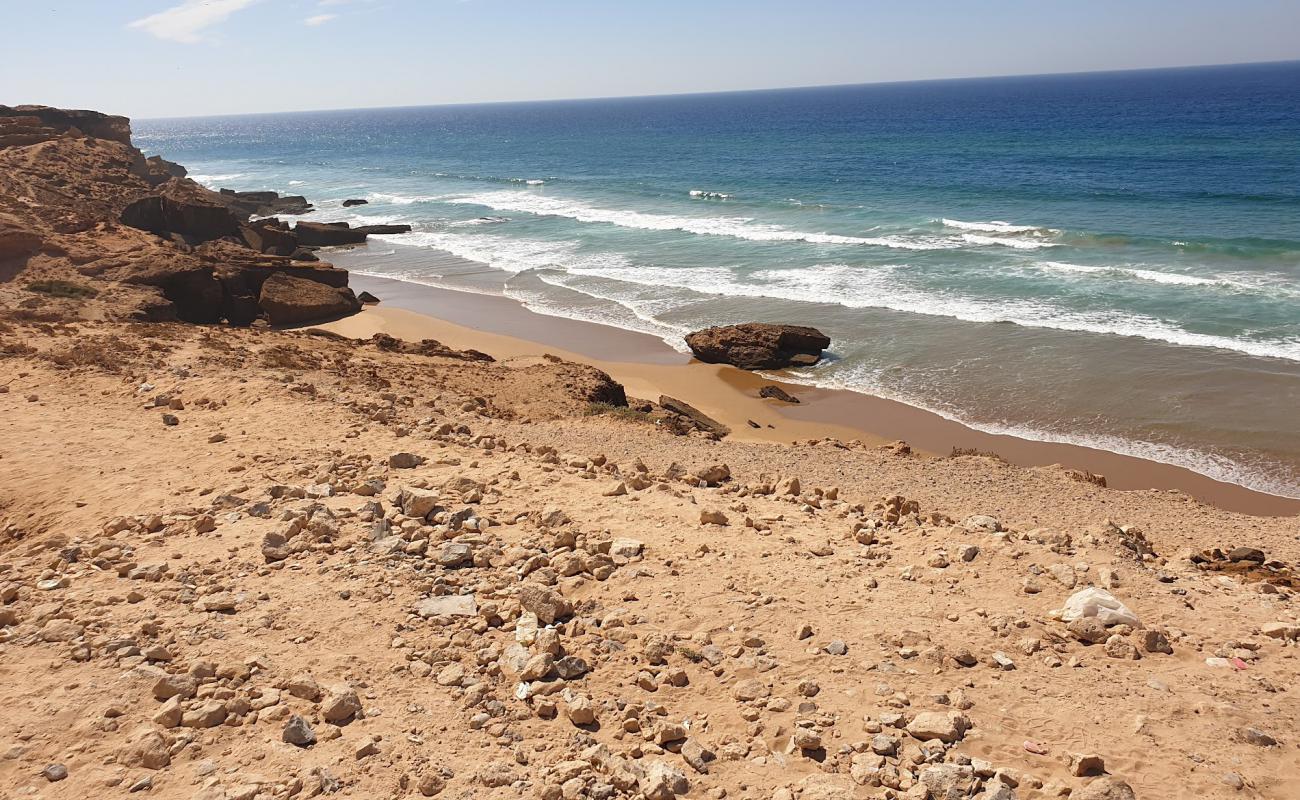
top-left (43, 336), bottom-right (140, 372)
top-left (25, 279), bottom-right (99, 299)
top-left (949, 446), bottom-right (1008, 463)
top-left (259, 344), bottom-right (321, 371)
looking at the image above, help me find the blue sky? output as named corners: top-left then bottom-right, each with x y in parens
top-left (2, 0), bottom-right (1298, 118)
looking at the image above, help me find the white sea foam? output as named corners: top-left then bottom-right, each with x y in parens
top-left (941, 218), bottom-right (1055, 234)
top-left (551, 260), bottom-right (1300, 362)
top-left (772, 364), bottom-right (1300, 500)
top-left (443, 191), bottom-right (951, 250)
top-left (287, 180), bottom-right (306, 186)
top-left (1038, 261), bottom-right (1226, 287)
top-left (689, 190), bottom-right (733, 200)
top-left (450, 216), bottom-right (511, 227)
top-left (365, 191), bottom-right (446, 205)
top-left (961, 233), bottom-right (1059, 250)
top-left (189, 173), bottom-right (245, 186)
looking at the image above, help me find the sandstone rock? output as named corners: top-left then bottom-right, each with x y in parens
top-left (181, 700), bottom-right (227, 728)
top-left (639, 761), bottom-right (689, 800)
top-left (282, 714), bottom-right (316, 747)
top-left (389, 452), bottom-right (426, 469)
top-left (416, 594), bottom-right (477, 618)
top-left (700, 509), bottom-right (729, 526)
top-left (259, 272), bottom-right (361, 325)
top-left (564, 694), bottom-right (597, 725)
top-left (1068, 616), bottom-right (1110, 644)
top-left (695, 464), bottom-right (731, 485)
top-left (1075, 777), bottom-right (1136, 800)
top-left (919, 764), bottom-right (975, 800)
top-left (519, 584), bottom-right (571, 625)
top-left (286, 673), bottom-right (322, 701)
top-left (759, 385), bottom-right (800, 403)
top-left (321, 685), bottom-right (362, 723)
top-left (608, 538), bottom-right (644, 558)
top-left (1237, 727), bottom-right (1277, 747)
top-left (1139, 628), bottom-right (1173, 654)
top-left (906, 711), bottom-right (970, 743)
top-left (1069, 753), bottom-right (1106, 777)
top-left (685, 323), bottom-right (830, 369)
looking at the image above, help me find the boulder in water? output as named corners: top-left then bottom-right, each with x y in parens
top-left (685, 323), bottom-right (830, 370)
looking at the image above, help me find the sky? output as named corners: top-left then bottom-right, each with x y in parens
top-left (2, 0), bottom-right (1299, 119)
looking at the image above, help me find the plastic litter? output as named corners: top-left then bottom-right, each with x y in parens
top-left (1057, 587), bottom-right (1140, 627)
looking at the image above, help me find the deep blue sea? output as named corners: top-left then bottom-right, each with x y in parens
top-left (136, 61), bottom-right (1300, 497)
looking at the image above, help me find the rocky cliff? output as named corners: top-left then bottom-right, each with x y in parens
top-left (0, 105), bottom-right (364, 325)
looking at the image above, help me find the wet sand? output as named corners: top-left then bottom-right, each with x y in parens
top-left (322, 273), bottom-right (1300, 516)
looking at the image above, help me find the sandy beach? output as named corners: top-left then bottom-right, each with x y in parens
top-left (322, 273), bottom-right (1300, 517)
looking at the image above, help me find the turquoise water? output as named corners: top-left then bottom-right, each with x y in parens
top-left (136, 62), bottom-right (1300, 497)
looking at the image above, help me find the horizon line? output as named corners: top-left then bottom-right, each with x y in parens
top-left (133, 57), bottom-right (1300, 121)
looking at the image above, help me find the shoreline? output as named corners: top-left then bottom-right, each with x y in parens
top-left (321, 272), bottom-right (1300, 517)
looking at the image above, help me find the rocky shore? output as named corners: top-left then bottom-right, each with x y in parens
top-left (2, 106), bottom-right (1299, 800)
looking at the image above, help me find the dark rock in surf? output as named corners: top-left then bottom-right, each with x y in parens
top-left (685, 323), bottom-right (830, 370)
top-left (342, 199), bottom-right (368, 207)
top-left (293, 221), bottom-right (369, 247)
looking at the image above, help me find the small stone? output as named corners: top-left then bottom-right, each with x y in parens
top-left (42, 764), bottom-right (68, 782)
top-left (1075, 777), bottom-right (1137, 800)
top-left (1237, 727), bottom-right (1277, 747)
top-left (792, 727), bottom-right (822, 751)
top-left (1139, 628), bottom-right (1173, 654)
top-left (321, 685), bottom-right (363, 723)
top-left (906, 711), bottom-right (970, 743)
top-left (282, 715), bottom-right (316, 747)
top-left (564, 694), bottom-right (597, 726)
top-left (824, 640), bottom-right (848, 656)
top-left (519, 584), bottom-right (572, 625)
top-left (389, 452), bottom-right (426, 469)
top-left (699, 509), bottom-right (729, 526)
top-left (1069, 753), bottom-right (1105, 777)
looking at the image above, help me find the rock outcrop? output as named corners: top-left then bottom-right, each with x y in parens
top-left (294, 221), bottom-right (370, 247)
top-left (0, 105), bottom-right (132, 147)
top-left (294, 221), bottom-right (412, 246)
top-left (121, 182), bottom-right (244, 243)
top-left (684, 323), bottom-right (831, 370)
top-left (259, 272), bottom-right (362, 325)
top-left (0, 103), bottom-right (367, 326)
top-left (218, 188), bottom-right (313, 217)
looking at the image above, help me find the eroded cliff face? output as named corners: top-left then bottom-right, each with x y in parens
top-left (0, 105), bottom-right (360, 325)
top-left (0, 105), bottom-right (132, 148)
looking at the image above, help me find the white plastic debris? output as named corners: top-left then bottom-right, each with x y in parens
top-left (1056, 587), bottom-right (1140, 627)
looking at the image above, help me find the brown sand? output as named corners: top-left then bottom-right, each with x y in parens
top-left (3, 312), bottom-right (1299, 800)
top-left (329, 275), bottom-right (1300, 517)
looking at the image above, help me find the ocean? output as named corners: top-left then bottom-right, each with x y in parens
top-left (134, 61), bottom-right (1300, 498)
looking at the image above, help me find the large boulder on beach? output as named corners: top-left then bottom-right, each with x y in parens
top-left (684, 323), bottom-right (830, 370)
top-left (259, 272), bottom-right (361, 325)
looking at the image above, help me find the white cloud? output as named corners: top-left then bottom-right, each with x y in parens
top-left (304, 13), bottom-right (338, 26)
top-left (128, 0), bottom-right (261, 44)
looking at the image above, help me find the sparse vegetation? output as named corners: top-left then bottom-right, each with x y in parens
top-left (584, 402), bottom-right (653, 424)
top-left (25, 279), bottom-right (99, 299)
top-left (949, 446), bottom-right (1009, 463)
